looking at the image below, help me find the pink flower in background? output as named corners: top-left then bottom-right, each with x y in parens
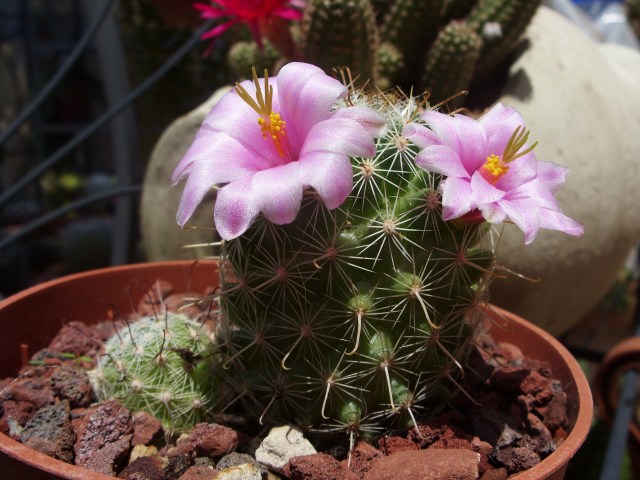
top-left (173, 62), bottom-right (384, 240)
top-left (195, 0), bottom-right (305, 48)
top-left (402, 103), bottom-right (583, 244)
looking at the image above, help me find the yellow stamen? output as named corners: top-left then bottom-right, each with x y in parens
top-left (480, 126), bottom-right (538, 183)
top-left (501, 125), bottom-right (538, 164)
top-left (482, 154), bottom-right (509, 182)
top-left (235, 67), bottom-right (288, 158)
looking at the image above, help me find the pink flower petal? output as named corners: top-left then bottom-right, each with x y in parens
top-left (414, 145), bottom-right (468, 179)
top-left (536, 161), bottom-right (568, 193)
top-left (499, 198), bottom-right (541, 244)
top-left (539, 209), bottom-right (584, 237)
top-left (495, 152), bottom-right (538, 191)
top-left (299, 151), bottom-right (353, 209)
top-left (480, 203), bottom-right (507, 224)
top-left (300, 118), bottom-right (376, 158)
top-left (441, 177), bottom-right (473, 220)
top-left (402, 123), bottom-right (442, 149)
top-left (172, 131), bottom-right (268, 185)
top-left (332, 106), bottom-right (387, 138)
top-left (251, 162), bottom-right (303, 224)
top-left (276, 63), bottom-right (348, 153)
top-left (478, 103), bottom-right (527, 158)
top-left (470, 172), bottom-right (505, 206)
top-left (422, 111), bottom-right (487, 173)
top-left (214, 177), bottom-right (259, 240)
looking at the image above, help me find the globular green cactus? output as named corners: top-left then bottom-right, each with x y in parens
top-left (216, 91), bottom-right (495, 440)
top-left (300, 0), bottom-right (378, 84)
top-left (467, 0), bottom-right (542, 81)
top-left (422, 20), bottom-right (482, 107)
top-left (89, 312), bottom-right (217, 434)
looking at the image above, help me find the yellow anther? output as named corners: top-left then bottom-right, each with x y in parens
top-left (235, 68), bottom-right (288, 158)
top-left (481, 154), bottom-right (509, 183)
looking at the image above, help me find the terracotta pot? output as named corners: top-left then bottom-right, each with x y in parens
top-left (0, 262), bottom-right (592, 479)
top-left (595, 336), bottom-right (640, 477)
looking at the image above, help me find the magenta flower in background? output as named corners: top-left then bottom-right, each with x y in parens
top-left (402, 103), bottom-right (584, 244)
top-left (194, 0), bottom-right (305, 48)
top-left (173, 62), bottom-right (384, 240)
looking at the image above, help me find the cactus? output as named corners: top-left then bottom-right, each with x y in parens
top-left (90, 312), bottom-right (217, 434)
top-left (467, 0), bottom-right (542, 81)
top-left (215, 90), bottom-right (494, 440)
top-left (376, 42), bottom-right (405, 91)
top-left (301, 0), bottom-right (378, 84)
top-left (379, 0), bottom-right (447, 86)
top-left (228, 40), bottom-right (284, 80)
top-left (422, 20), bottom-right (482, 107)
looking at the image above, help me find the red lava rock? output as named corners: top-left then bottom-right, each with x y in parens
top-left (520, 371), bottom-right (551, 395)
top-left (177, 465), bottom-right (220, 480)
top-left (429, 436), bottom-right (473, 450)
top-left (118, 456), bottom-right (165, 480)
top-left (495, 446), bottom-right (540, 472)
top-left (48, 321), bottom-right (101, 357)
top-left (479, 467), bottom-right (508, 480)
top-left (50, 366), bottom-right (94, 408)
top-left (284, 453), bottom-right (360, 480)
top-left (343, 441), bottom-right (381, 478)
top-left (5, 368), bottom-right (55, 410)
top-left (21, 402), bottom-right (75, 463)
top-left (363, 449), bottom-right (480, 480)
top-left (489, 368), bottom-right (532, 394)
top-left (377, 435), bottom-right (418, 455)
top-left (495, 342), bottom-right (524, 363)
top-left (535, 384), bottom-right (568, 432)
top-left (526, 413), bottom-right (554, 455)
top-left (178, 423), bottom-right (241, 458)
top-left (132, 411), bottom-right (163, 446)
top-left (471, 437), bottom-right (494, 474)
top-left (73, 400), bottom-right (134, 476)
top-left (1, 399), bottom-right (35, 429)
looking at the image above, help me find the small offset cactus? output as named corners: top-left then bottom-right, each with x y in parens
top-left (90, 312), bottom-right (217, 433)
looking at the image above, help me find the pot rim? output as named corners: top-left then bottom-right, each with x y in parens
top-left (0, 261), bottom-right (593, 480)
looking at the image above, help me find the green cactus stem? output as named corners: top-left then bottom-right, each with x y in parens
top-left (467, 0), bottom-right (542, 81)
top-left (380, 0), bottom-right (448, 86)
top-left (422, 20), bottom-right (482, 108)
top-left (301, 0), bottom-right (379, 84)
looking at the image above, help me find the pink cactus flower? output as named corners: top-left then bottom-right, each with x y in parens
top-left (194, 0), bottom-right (304, 48)
top-left (402, 103), bottom-right (583, 244)
top-left (173, 62), bottom-right (384, 240)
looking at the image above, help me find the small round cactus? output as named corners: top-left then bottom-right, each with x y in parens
top-left (89, 312), bottom-right (217, 433)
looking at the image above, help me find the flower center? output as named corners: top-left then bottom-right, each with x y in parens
top-left (235, 66), bottom-right (288, 158)
top-left (481, 154), bottom-right (509, 183)
top-left (480, 125), bottom-right (538, 184)
top-left (257, 111), bottom-right (287, 157)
